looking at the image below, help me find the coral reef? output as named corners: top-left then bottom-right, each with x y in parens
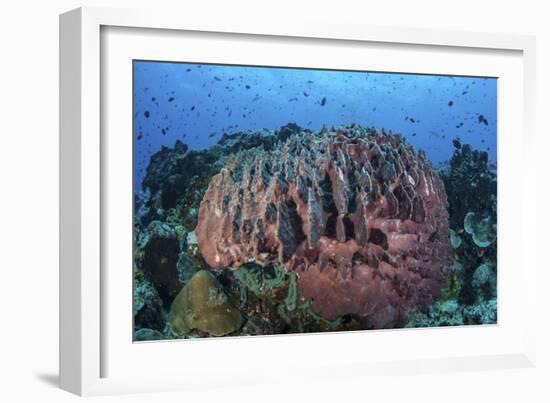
top-left (234, 264), bottom-right (286, 297)
top-left (195, 125), bottom-right (451, 326)
top-left (169, 270), bottom-right (242, 336)
top-left (471, 262), bottom-right (496, 299)
top-left (438, 140), bottom-right (497, 307)
top-left (134, 328), bottom-right (165, 341)
top-left (405, 139), bottom-right (499, 328)
top-left (133, 268), bottom-right (165, 331)
top-left (406, 299), bottom-right (464, 327)
top-left (463, 298), bottom-right (497, 324)
top-left (442, 141), bottom-right (496, 230)
top-left (138, 221), bottom-right (181, 303)
top-left (132, 124), bottom-right (497, 340)
top-left (464, 212), bottom-right (496, 248)
top-left (449, 229), bottom-right (462, 249)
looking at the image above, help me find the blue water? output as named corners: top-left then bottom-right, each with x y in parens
top-left (133, 61), bottom-right (497, 190)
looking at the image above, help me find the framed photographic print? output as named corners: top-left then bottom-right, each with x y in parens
top-left (60, 6), bottom-right (537, 396)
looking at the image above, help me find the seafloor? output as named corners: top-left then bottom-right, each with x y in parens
top-left (133, 123), bottom-right (497, 341)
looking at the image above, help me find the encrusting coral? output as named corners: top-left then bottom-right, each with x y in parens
top-left (169, 270), bottom-right (242, 336)
top-left (195, 125), bottom-right (451, 327)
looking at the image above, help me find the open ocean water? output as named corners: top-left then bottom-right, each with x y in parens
top-left (133, 61), bottom-right (496, 189)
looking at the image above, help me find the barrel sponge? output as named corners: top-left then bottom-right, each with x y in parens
top-left (169, 270), bottom-right (241, 336)
top-left (195, 125), bottom-right (451, 327)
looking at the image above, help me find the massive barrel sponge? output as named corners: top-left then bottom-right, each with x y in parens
top-left (195, 125), bottom-right (451, 328)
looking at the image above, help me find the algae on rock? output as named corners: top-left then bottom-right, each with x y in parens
top-left (169, 270), bottom-right (242, 336)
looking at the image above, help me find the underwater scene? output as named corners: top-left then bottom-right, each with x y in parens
top-left (133, 61), bottom-right (497, 341)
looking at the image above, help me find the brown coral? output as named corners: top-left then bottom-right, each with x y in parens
top-left (195, 125), bottom-right (451, 328)
top-left (169, 270), bottom-right (242, 336)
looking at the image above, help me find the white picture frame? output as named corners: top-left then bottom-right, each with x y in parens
top-left (59, 6), bottom-right (537, 396)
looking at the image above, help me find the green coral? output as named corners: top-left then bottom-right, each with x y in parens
top-left (449, 229), bottom-right (462, 249)
top-left (463, 298), bottom-right (497, 324)
top-left (406, 299), bottom-right (464, 328)
top-left (441, 260), bottom-right (464, 300)
top-left (176, 251), bottom-right (196, 284)
top-left (284, 272), bottom-right (298, 311)
top-left (134, 328), bottom-right (164, 341)
top-left (441, 272), bottom-right (462, 300)
top-left (464, 212), bottom-right (496, 248)
top-left (234, 263), bottom-right (286, 297)
top-left (472, 262), bottom-right (493, 288)
top-left (174, 225), bottom-right (187, 241)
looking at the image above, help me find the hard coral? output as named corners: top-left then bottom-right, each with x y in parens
top-left (140, 221), bottom-right (181, 302)
top-left (169, 270), bottom-right (242, 336)
top-left (464, 212), bottom-right (496, 248)
top-left (195, 125), bottom-right (451, 327)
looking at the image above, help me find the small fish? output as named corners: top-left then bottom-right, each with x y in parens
top-left (462, 91), bottom-right (468, 95)
top-left (409, 117), bottom-right (416, 123)
top-left (168, 97), bottom-right (175, 102)
top-left (144, 111), bottom-right (150, 118)
top-left (208, 132), bottom-right (216, 138)
top-left (320, 97), bottom-right (326, 106)
top-left (191, 106), bottom-right (195, 111)
top-left (186, 68), bottom-right (191, 72)
top-left (245, 85), bottom-right (251, 89)
top-left (303, 91), bottom-right (309, 97)
top-left (452, 138), bottom-right (461, 149)
top-left (307, 80), bottom-right (314, 84)
top-left (478, 114), bottom-right (489, 125)
top-left (288, 97), bottom-right (298, 102)
top-left (137, 133), bottom-right (143, 140)
top-left (161, 129), bottom-right (166, 135)
top-left (448, 100), bottom-right (453, 106)
top-left (214, 76), bottom-right (222, 81)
